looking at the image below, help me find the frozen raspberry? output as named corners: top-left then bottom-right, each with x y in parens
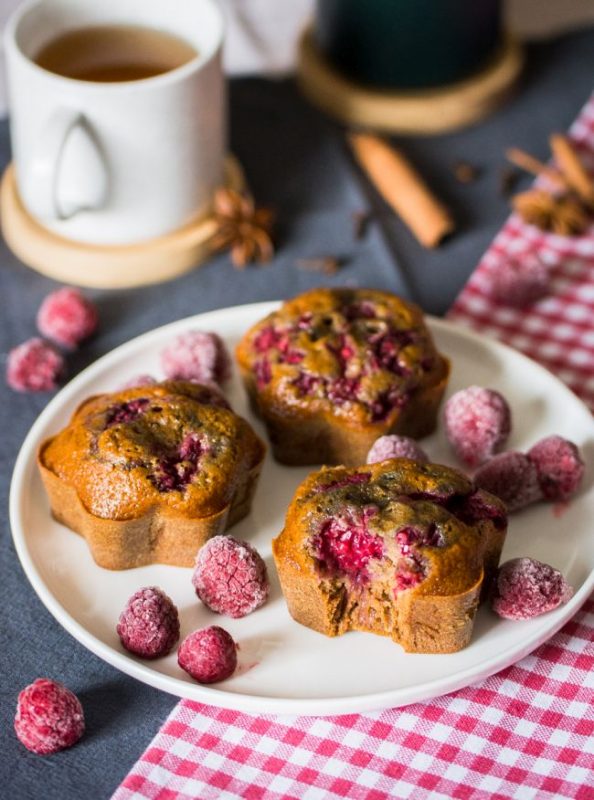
top-left (178, 626), bottom-right (237, 683)
top-left (161, 331), bottom-right (231, 385)
top-left (528, 435), bottom-right (585, 502)
top-left (489, 253), bottom-right (550, 307)
top-left (192, 535), bottom-right (269, 618)
top-left (118, 374), bottom-right (157, 390)
top-left (6, 337), bottom-right (65, 392)
top-left (444, 386), bottom-right (511, 467)
top-left (117, 587), bottom-right (180, 658)
top-left (367, 435), bottom-right (428, 464)
top-left (14, 678), bottom-right (84, 754)
top-left (37, 287), bottom-right (98, 349)
top-left (492, 558), bottom-right (573, 620)
top-left (474, 451), bottom-right (543, 512)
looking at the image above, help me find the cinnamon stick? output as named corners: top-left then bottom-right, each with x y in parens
top-left (348, 133), bottom-right (454, 248)
top-left (549, 134), bottom-right (594, 206)
top-left (505, 147), bottom-right (568, 190)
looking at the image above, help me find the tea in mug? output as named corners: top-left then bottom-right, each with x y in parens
top-left (34, 24), bottom-right (197, 83)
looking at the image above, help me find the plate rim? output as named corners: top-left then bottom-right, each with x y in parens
top-left (9, 301), bottom-right (594, 716)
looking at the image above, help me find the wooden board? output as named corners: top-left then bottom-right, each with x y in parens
top-left (0, 156), bottom-right (244, 289)
top-left (297, 29), bottom-right (523, 135)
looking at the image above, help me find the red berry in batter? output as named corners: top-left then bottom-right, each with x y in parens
top-left (528, 435), bottom-right (585, 502)
top-left (117, 587), bottom-right (180, 658)
top-left (474, 451), bottom-right (543, 512)
top-left (366, 435), bottom-right (428, 464)
top-left (161, 331), bottom-right (231, 385)
top-left (492, 558), bottom-right (573, 620)
top-left (37, 287), bottom-right (98, 349)
top-left (444, 386), bottom-right (511, 467)
top-left (178, 626), bottom-right (237, 683)
top-left (14, 678), bottom-right (85, 755)
top-left (6, 337), bottom-right (65, 392)
top-left (311, 506), bottom-right (384, 581)
top-left (192, 535), bottom-right (269, 618)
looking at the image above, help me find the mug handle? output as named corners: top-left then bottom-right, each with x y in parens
top-left (25, 108), bottom-right (109, 221)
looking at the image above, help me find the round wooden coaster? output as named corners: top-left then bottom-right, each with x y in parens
top-left (297, 30), bottom-right (523, 135)
top-left (0, 156), bottom-right (244, 289)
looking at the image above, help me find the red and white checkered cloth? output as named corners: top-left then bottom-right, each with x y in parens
top-left (448, 91), bottom-right (594, 413)
top-left (113, 96), bottom-right (594, 800)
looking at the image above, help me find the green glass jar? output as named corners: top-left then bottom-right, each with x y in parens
top-left (315, 0), bottom-right (503, 89)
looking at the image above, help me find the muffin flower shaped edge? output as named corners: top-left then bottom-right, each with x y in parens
top-left (236, 288), bottom-right (450, 466)
top-left (37, 380), bottom-right (266, 569)
top-left (273, 458), bottom-right (507, 654)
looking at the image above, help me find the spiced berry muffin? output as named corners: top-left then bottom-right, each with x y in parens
top-left (273, 458), bottom-right (507, 653)
top-left (236, 288), bottom-right (449, 466)
top-left (38, 381), bottom-right (265, 569)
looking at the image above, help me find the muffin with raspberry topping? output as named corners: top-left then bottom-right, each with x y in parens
top-left (38, 381), bottom-right (265, 569)
top-left (236, 288), bottom-right (449, 466)
top-left (273, 458), bottom-right (507, 653)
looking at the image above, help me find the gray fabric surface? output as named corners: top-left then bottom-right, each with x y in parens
top-left (1, 29), bottom-right (593, 799)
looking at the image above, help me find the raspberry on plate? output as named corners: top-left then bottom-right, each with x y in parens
top-left (474, 451), bottom-right (543, 512)
top-left (118, 374), bottom-right (157, 391)
top-left (528, 435), bottom-right (585, 502)
top-left (161, 331), bottom-right (231, 385)
top-left (178, 626), bottom-right (237, 683)
top-left (492, 558), bottom-right (573, 620)
top-left (444, 386), bottom-right (511, 467)
top-left (192, 535), bottom-right (269, 618)
top-left (117, 587), bottom-right (180, 658)
top-left (14, 678), bottom-right (85, 755)
top-left (37, 287), bottom-right (98, 349)
top-left (6, 337), bottom-right (65, 392)
top-left (366, 435), bottom-right (428, 464)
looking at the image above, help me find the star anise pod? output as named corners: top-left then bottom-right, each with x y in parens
top-left (512, 189), bottom-right (590, 236)
top-left (210, 188), bottom-right (275, 268)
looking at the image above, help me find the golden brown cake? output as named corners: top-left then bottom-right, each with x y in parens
top-left (272, 458), bottom-right (507, 653)
top-left (38, 381), bottom-right (266, 569)
top-left (236, 287), bottom-right (449, 466)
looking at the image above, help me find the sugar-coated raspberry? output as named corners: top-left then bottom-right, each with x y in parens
top-left (366, 435), bottom-right (428, 464)
top-left (14, 678), bottom-right (84, 755)
top-left (492, 558), bottom-right (573, 620)
top-left (37, 287), bottom-right (98, 349)
top-left (474, 451), bottom-right (543, 512)
top-left (117, 587), bottom-right (180, 658)
top-left (489, 253), bottom-right (550, 307)
top-left (444, 386), bottom-right (511, 467)
top-left (161, 331), bottom-right (231, 385)
top-left (6, 337), bottom-right (65, 392)
top-left (528, 435), bottom-right (585, 502)
top-left (178, 626), bottom-right (237, 683)
top-left (192, 535), bottom-right (269, 618)
top-left (118, 374), bottom-right (157, 390)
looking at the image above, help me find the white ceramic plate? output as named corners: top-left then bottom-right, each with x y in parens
top-left (10, 302), bottom-right (594, 716)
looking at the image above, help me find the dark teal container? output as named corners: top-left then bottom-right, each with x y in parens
top-left (315, 0), bottom-right (503, 89)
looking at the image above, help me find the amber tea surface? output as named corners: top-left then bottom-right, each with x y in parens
top-left (34, 24), bottom-right (197, 82)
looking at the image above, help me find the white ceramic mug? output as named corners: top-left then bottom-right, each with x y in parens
top-left (4, 0), bottom-right (226, 246)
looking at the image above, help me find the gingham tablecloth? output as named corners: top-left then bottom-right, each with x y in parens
top-left (113, 96), bottom-right (594, 800)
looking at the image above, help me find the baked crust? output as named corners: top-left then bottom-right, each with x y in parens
top-left (38, 381), bottom-right (266, 569)
top-left (272, 458), bottom-right (507, 654)
top-left (236, 287), bottom-right (450, 466)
